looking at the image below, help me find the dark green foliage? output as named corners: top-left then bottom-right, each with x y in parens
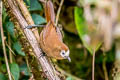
top-left (0, 72), bottom-right (8, 80)
top-left (0, 64), bottom-right (7, 73)
top-left (0, 0), bottom-right (45, 79)
top-left (5, 22), bottom-right (15, 38)
top-left (20, 63), bottom-right (31, 76)
top-left (29, 0), bottom-right (42, 11)
top-left (32, 13), bottom-right (46, 25)
top-left (13, 41), bottom-right (25, 56)
top-left (10, 63), bottom-right (20, 80)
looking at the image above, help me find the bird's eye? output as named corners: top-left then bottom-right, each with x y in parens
top-left (62, 52), bottom-right (65, 55)
top-left (60, 50), bottom-right (66, 57)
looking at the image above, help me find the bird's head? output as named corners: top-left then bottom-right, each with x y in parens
top-left (60, 49), bottom-right (71, 62)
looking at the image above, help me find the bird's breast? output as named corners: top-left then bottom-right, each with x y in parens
top-left (39, 22), bottom-right (67, 59)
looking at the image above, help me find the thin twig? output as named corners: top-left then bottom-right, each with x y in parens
top-left (103, 53), bottom-right (109, 80)
top-left (0, 1), bottom-right (12, 80)
top-left (55, 0), bottom-right (64, 26)
top-left (6, 42), bottom-right (16, 56)
top-left (8, 33), bottom-right (13, 63)
top-left (92, 49), bottom-right (95, 80)
top-left (25, 56), bottom-right (31, 73)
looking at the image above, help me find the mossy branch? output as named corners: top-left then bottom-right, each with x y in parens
top-left (3, 0), bottom-right (61, 79)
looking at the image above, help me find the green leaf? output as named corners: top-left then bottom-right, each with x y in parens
top-left (5, 22), bottom-right (15, 38)
top-left (32, 13), bottom-right (46, 25)
top-left (0, 72), bottom-right (8, 80)
top-left (74, 7), bottom-right (93, 54)
top-left (74, 7), bottom-right (101, 54)
top-left (66, 77), bottom-right (73, 80)
top-left (29, 0), bottom-right (42, 11)
top-left (10, 63), bottom-right (20, 80)
top-left (24, 0), bottom-right (30, 6)
top-left (20, 64), bottom-right (31, 76)
top-left (13, 42), bottom-right (25, 56)
top-left (0, 64), bottom-right (7, 73)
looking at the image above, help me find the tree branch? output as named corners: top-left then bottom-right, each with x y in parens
top-left (16, 0), bottom-right (40, 42)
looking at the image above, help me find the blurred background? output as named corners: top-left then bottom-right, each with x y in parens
top-left (1, 0), bottom-right (120, 80)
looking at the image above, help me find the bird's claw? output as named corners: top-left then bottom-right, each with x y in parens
top-left (38, 53), bottom-right (46, 58)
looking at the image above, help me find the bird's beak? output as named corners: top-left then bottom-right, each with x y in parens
top-left (67, 56), bottom-right (71, 62)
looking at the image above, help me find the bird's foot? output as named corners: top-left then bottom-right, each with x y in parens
top-left (38, 52), bottom-right (46, 58)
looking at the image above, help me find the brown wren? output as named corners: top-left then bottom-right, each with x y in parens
top-left (27, 0), bottom-right (70, 61)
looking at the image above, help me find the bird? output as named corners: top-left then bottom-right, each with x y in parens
top-left (26, 0), bottom-right (71, 61)
top-left (40, 0), bottom-right (70, 61)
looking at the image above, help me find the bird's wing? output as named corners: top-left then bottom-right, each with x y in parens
top-left (56, 26), bottom-right (63, 42)
top-left (42, 21), bottom-right (51, 40)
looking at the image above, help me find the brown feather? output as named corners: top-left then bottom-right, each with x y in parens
top-left (40, 21), bottom-right (68, 59)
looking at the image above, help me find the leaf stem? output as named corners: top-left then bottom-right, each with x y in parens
top-left (103, 53), bottom-right (108, 80)
top-left (8, 33), bottom-right (13, 63)
top-left (92, 48), bottom-right (95, 80)
top-left (55, 0), bottom-right (64, 26)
